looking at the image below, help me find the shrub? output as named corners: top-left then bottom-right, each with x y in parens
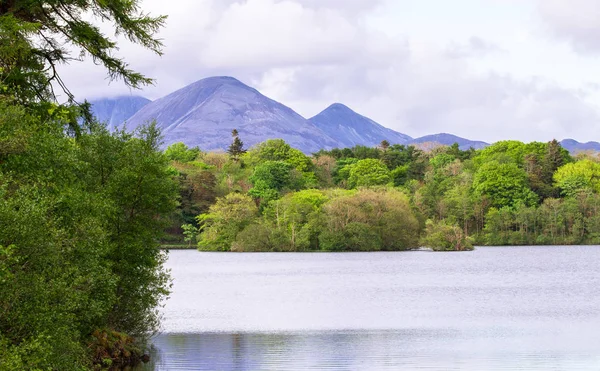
top-left (420, 219), bottom-right (474, 251)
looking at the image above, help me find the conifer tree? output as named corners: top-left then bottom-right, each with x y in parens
top-left (228, 129), bottom-right (246, 161)
top-left (0, 0), bottom-right (166, 104)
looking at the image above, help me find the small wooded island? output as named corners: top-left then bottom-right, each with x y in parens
top-left (164, 135), bottom-right (600, 252)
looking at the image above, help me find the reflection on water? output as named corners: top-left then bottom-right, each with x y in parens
top-left (140, 247), bottom-right (600, 370)
top-left (142, 330), bottom-right (600, 370)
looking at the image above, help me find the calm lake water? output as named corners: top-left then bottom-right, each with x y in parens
top-left (141, 247), bottom-right (600, 370)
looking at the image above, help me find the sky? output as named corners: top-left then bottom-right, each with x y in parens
top-left (59, 0), bottom-right (600, 143)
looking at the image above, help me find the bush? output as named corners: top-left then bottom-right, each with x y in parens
top-left (197, 193), bottom-right (258, 251)
top-left (320, 222), bottom-right (382, 251)
top-left (232, 223), bottom-right (289, 252)
top-left (321, 188), bottom-right (420, 251)
top-left (420, 219), bottom-right (474, 251)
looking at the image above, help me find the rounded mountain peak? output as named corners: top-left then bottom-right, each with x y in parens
top-left (191, 76), bottom-right (247, 89)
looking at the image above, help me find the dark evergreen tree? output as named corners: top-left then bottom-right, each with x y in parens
top-left (0, 0), bottom-right (165, 104)
top-left (228, 129), bottom-right (246, 161)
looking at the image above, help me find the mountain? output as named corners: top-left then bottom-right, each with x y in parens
top-left (125, 76), bottom-right (339, 153)
top-left (410, 133), bottom-right (489, 150)
top-left (560, 139), bottom-right (600, 153)
top-left (308, 103), bottom-right (412, 147)
top-left (90, 96), bottom-right (151, 130)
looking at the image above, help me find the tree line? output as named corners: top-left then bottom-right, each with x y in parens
top-left (166, 136), bottom-right (600, 252)
top-left (1, 0), bottom-right (177, 369)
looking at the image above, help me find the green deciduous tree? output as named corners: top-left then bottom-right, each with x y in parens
top-left (473, 161), bottom-right (538, 208)
top-left (263, 190), bottom-right (329, 251)
top-left (320, 189), bottom-right (420, 251)
top-left (0, 102), bottom-right (177, 368)
top-left (197, 193), bottom-right (258, 251)
top-left (553, 159), bottom-right (600, 197)
top-left (347, 158), bottom-right (391, 188)
top-left (420, 219), bottom-right (474, 251)
top-left (0, 1), bottom-right (175, 368)
top-left (164, 142), bottom-right (201, 163)
top-left (248, 161), bottom-right (305, 207)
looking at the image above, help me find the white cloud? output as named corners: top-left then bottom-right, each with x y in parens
top-left (538, 0), bottom-right (600, 53)
top-left (256, 44), bottom-right (600, 143)
top-left (57, 0), bottom-right (600, 143)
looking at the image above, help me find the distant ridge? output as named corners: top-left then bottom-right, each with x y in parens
top-left (560, 139), bottom-right (600, 153)
top-left (89, 96), bottom-right (151, 130)
top-left (309, 103), bottom-right (412, 147)
top-left (89, 76), bottom-right (592, 154)
top-left (410, 133), bottom-right (489, 150)
top-left (124, 76), bottom-right (339, 153)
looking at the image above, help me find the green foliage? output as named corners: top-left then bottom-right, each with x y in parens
top-left (332, 158), bottom-right (358, 185)
top-left (182, 224), bottom-right (199, 247)
top-left (164, 142), bottom-right (201, 162)
top-left (554, 159), bottom-right (600, 197)
top-left (347, 159), bottom-right (391, 188)
top-left (0, 102), bottom-right (177, 369)
top-left (390, 165), bottom-right (409, 186)
top-left (320, 189), bottom-right (420, 251)
top-left (247, 139), bottom-right (311, 170)
top-left (430, 153), bottom-right (456, 169)
top-left (320, 222), bottom-right (383, 251)
top-left (261, 190), bottom-right (329, 251)
top-left (245, 139), bottom-right (317, 188)
top-left (420, 219), bottom-right (474, 251)
top-left (227, 129), bottom-right (246, 161)
top-left (184, 137), bottom-right (600, 252)
top-left (473, 161), bottom-right (538, 208)
top-left (197, 193), bottom-right (259, 251)
top-left (89, 329), bottom-right (143, 368)
top-left (481, 193), bottom-right (597, 246)
top-left (248, 160), bottom-right (307, 208)
top-left (232, 223), bottom-right (288, 252)
top-left (0, 0), bottom-right (166, 103)
top-left (474, 140), bottom-right (545, 167)
top-left (0, 2), bottom-right (175, 368)
top-left (445, 143), bottom-right (476, 161)
top-left (167, 161), bottom-right (217, 236)
top-left (250, 161), bottom-right (296, 191)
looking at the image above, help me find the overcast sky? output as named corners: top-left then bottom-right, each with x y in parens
top-left (60, 0), bottom-right (600, 143)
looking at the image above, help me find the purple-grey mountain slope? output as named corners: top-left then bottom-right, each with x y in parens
top-left (125, 76), bottom-right (340, 153)
top-left (410, 133), bottom-right (489, 150)
top-left (90, 96), bottom-right (151, 130)
top-left (560, 139), bottom-right (600, 153)
top-left (309, 103), bottom-right (412, 147)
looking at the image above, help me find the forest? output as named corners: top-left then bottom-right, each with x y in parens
top-left (165, 135), bottom-right (600, 252)
top-left (0, 0), bottom-right (178, 369)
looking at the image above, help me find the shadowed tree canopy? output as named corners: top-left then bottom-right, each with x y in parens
top-left (0, 0), bottom-right (166, 103)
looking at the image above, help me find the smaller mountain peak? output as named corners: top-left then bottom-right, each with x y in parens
top-left (326, 103), bottom-right (354, 112)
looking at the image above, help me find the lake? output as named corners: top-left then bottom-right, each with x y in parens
top-left (140, 246), bottom-right (600, 370)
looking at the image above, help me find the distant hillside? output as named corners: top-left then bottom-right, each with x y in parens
top-left (560, 139), bottom-right (600, 153)
top-left (89, 96), bottom-right (151, 130)
top-left (89, 76), bottom-right (499, 153)
top-left (309, 103), bottom-right (412, 147)
top-left (410, 133), bottom-right (489, 150)
top-left (125, 76), bottom-right (339, 153)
